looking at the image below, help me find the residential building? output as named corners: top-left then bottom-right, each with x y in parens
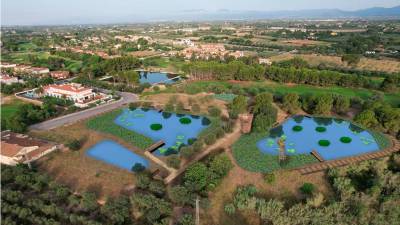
top-left (0, 74), bottom-right (22, 85)
top-left (50, 71), bottom-right (70, 80)
top-left (0, 62), bottom-right (17, 68)
top-left (0, 131), bottom-right (58, 166)
top-left (259, 58), bottom-right (272, 65)
top-left (43, 83), bottom-right (110, 108)
top-left (30, 67), bottom-right (50, 75)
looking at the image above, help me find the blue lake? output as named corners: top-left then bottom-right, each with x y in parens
top-left (86, 140), bottom-right (149, 171)
top-left (257, 116), bottom-right (380, 160)
top-left (114, 108), bottom-right (210, 155)
top-left (139, 71), bottom-right (180, 85)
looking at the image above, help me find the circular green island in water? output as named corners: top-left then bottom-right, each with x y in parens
top-left (318, 140), bottom-right (330, 147)
top-left (315, 126), bottom-right (327, 132)
top-left (179, 117), bottom-right (192, 124)
top-left (292, 125), bottom-right (303, 132)
top-left (150, 123), bottom-right (163, 131)
top-left (340, 137), bottom-right (352, 143)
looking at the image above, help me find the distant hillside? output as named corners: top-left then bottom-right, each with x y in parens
top-left (163, 5), bottom-right (400, 21)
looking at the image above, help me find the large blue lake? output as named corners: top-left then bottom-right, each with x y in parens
top-left (86, 140), bottom-right (149, 171)
top-left (139, 71), bottom-right (180, 85)
top-left (114, 108), bottom-right (210, 155)
top-left (257, 116), bottom-right (380, 160)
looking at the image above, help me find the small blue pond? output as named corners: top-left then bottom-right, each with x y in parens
top-left (139, 71), bottom-right (180, 85)
top-left (257, 116), bottom-right (380, 160)
top-left (86, 140), bottom-right (149, 171)
top-left (114, 108), bottom-right (210, 155)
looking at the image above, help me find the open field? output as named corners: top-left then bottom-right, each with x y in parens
top-left (30, 121), bottom-right (161, 199)
top-left (1, 96), bottom-right (26, 120)
top-left (3, 51), bottom-right (83, 73)
top-left (278, 39), bottom-right (331, 47)
top-left (269, 53), bottom-right (400, 73)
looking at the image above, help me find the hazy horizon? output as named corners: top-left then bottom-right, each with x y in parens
top-left (2, 0), bottom-right (399, 26)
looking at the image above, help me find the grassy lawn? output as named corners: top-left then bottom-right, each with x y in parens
top-left (18, 42), bottom-right (38, 51)
top-left (1, 98), bottom-right (26, 120)
top-left (232, 132), bottom-right (318, 173)
top-left (86, 109), bottom-right (154, 150)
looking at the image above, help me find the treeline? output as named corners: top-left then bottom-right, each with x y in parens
top-left (265, 66), bottom-right (378, 89)
top-left (1, 102), bottom-right (58, 132)
top-left (224, 155), bottom-right (400, 224)
top-left (182, 60), bottom-right (265, 81)
top-left (182, 60), bottom-right (398, 93)
top-left (276, 57), bottom-right (399, 79)
top-left (0, 76), bottom-right (54, 94)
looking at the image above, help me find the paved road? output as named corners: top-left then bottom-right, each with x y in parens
top-left (29, 92), bottom-right (138, 131)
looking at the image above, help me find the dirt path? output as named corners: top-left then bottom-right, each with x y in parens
top-left (164, 119), bottom-right (242, 184)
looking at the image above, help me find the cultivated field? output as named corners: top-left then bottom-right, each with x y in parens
top-left (269, 53), bottom-right (400, 73)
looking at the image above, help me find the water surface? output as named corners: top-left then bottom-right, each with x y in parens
top-left (257, 116), bottom-right (380, 160)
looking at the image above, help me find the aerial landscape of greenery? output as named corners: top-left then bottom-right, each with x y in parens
top-left (1, 1), bottom-right (400, 225)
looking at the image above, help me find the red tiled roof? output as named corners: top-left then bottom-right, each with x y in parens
top-left (44, 83), bottom-right (91, 93)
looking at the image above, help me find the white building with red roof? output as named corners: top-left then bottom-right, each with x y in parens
top-left (43, 83), bottom-right (109, 108)
top-left (0, 74), bottom-right (22, 85)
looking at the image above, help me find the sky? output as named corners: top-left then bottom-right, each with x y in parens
top-left (1, 0), bottom-right (399, 25)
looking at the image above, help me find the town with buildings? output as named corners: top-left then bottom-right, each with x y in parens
top-left (1, 1), bottom-right (400, 225)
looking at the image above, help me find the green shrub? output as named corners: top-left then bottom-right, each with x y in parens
top-left (264, 173), bottom-right (276, 184)
top-left (300, 183), bottom-right (315, 195)
top-left (208, 106), bottom-right (221, 117)
top-left (318, 140), bottom-right (331, 147)
top-left (66, 138), bottom-right (84, 151)
top-left (340, 136), bottom-right (352, 143)
top-left (167, 155), bottom-right (181, 169)
top-left (131, 163), bottom-right (146, 172)
top-left (179, 117), bottom-right (192, 125)
top-left (224, 203), bottom-right (236, 215)
top-left (142, 101), bottom-right (152, 109)
top-left (292, 125), bottom-right (303, 132)
top-left (129, 102), bottom-right (141, 111)
top-left (150, 123), bottom-right (163, 131)
top-left (180, 146), bottom-right (195, 159)
top-left (315, 126), bottom-right (327, 132)
top-left (204, 134), bottom-right (216, 145)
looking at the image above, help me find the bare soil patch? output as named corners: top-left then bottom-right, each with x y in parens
top-left (30, 122), bottom-right (160, 199)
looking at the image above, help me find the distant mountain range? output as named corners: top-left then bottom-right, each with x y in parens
top-left (159, 6), bottom-right (400, 21)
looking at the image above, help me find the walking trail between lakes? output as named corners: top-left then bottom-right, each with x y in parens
top-left (164, 119), bottom-right (243, 184)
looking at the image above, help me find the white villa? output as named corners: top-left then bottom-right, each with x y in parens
top-left (43, 83), bottom-right (110, 108)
